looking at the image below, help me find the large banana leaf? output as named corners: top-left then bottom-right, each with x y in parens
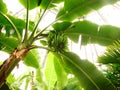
top-left (57, 0), bottom-right (118, 21)
top-left (0, 14), bottom-right (34, 37)
top-left (60, 51), bottom-right (116, 90)
top-left (65, 20), bottom-right (120, 46)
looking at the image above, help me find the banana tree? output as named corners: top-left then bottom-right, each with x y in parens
top-left (0, 0), bottom-right (119, 89)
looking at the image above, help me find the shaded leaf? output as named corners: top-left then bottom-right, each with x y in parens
top-left (0, 83), bottom-right (9, 90)
top-left (57, 0), bottom-right (118, 21)
top-left (52, 21), bottom-right (72, 32)
top-left (61, 51), bottom-right (116, 90)
top-left (65, 20), bottom-right (120, 46)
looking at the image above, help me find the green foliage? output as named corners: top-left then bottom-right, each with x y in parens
top-left (44, 52), bottom-right (57, 90)
top-left (0, 0), bottom-right (120, 89)
top-left (40, 0), bottom-right (64, 9)
top-left (47, 31), bottom-right (68, 52)
top-left (63, 78), bottom-right (82, 90)
top-left (103, 64), bottom-right (120, 87)
top-left (0, 0), bottom-right (8, 13)
top-left (57, 0), bottom-right (118, 21)
top-left (23, 49), bottom-right (40, 68)
top-left (19, 0), bottom-right (42, 10)
top-left (53, 53), bottom-right (67, 89)
top-left (65, 20), bottom-right (120, 45)
top-left (0, 35), bottom-right (18, 52)
top-left (52, 21), bottom-right (72, 32)
top-left (60, 51), bottom-right (116, 90)
top-left (0, 14), bottom-right (34, 37)
top-left (98, 40), bottom-right (120, 64)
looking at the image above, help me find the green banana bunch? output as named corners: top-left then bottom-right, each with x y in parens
top-left (47, 31), bottom-right (68, 52)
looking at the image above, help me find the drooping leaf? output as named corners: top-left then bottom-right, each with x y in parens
top-left (53, 52), bottom-right (67, 89)
top-left (0, 0), bottom-right (8, 13)
top-left (57, 0), bottom-right (118, 21)
top-left (44, 52), bottom-right (57, 90)
top-left (61, 51), bottom-right (116, 90)
top-left (23, 49), bottom-right (40, 68)
top-left (65, 20), bottom-right (120, 46)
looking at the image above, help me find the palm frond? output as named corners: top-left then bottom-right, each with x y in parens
top-left (98, 40), bottom-right (120, 64)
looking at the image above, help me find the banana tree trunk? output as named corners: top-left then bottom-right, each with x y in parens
top-left (0, 47), bottom-right (31, 87)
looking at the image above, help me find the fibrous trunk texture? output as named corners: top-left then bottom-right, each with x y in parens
top-left (0, 47), bottom-right (30, 87)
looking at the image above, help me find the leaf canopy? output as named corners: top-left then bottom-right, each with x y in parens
top-left (57, 0), bottom-right (118, 21)
top-left (60, 51), bottom-right (116, 90)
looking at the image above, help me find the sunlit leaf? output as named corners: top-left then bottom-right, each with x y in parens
top-left (7, 74), bottom-right (15, 84)
top-left (57, 0), bottom-right (118, 21)
top-left (44, 52), bottom-right (57, 90)
top-left (23, 49), bottom-right (40, 68)
top-left (53, 52), bottom-right (67, 89)
top-left (65, 20), bottom-right (120, 46)
top-left (61, 51), bottom-right (116, 90)
top-left (0, 0), bottom-right (8, 13)
top-left (36, 68), bottom-right (43, 83)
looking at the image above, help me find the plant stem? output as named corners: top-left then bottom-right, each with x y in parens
top-left (30, 45), bottom-right (52, 51)
top-left (23, 0), bottom-right (29, 42)
top-left (28, 0), bottom-right (53, 43)
top-left (0, 47), bottom-right (30, 87)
